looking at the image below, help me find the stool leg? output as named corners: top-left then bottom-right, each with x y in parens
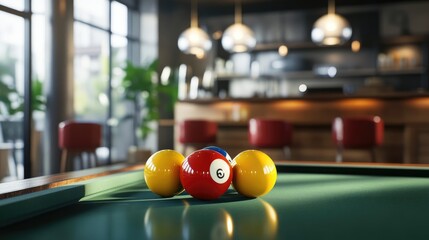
top-left (283, 146), bottom-right (291, 160)
top-left (336, 146), bottom-right (343, 163)
top-left (60, 150), bottom-right (68, 173)
top-left (371, 148), bottom-right (377, 162)
top-left (77, 153), bottom-right (84, 170)
top-left (183, 144), bottom-right (188, 156)
top-left (93, 151), bottom-right (99, 167)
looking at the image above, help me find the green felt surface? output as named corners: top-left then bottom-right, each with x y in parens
top-left (1, 172), bottom-right (429, 240)
top-left (0, 170), bottom-right (144, 227)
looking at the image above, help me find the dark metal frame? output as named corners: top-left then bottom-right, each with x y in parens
top-left (23, 0), bottom-right (32, 179)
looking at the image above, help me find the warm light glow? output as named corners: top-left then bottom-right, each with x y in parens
top-left (212, 30), bottom-right (223, 40)
top-left (311, 12), bottom-right (352, 46)
top-left (373, 116), bottom-right (381, 123)
top-left (221, 0), bottom-right (256, 53)
top-left (339, 99), bottom-right (382, 108)
top-left (178, 27), bottom-right (212, 57)
top-left (222, 23), bottom-right (256, 53)
top-left (386, 45), bottom-right (421, 68)
top-left (195, 51), bottom-right (205, 59)
top-left (278, 45), bottom-right (288, 56)
top-left (333, 117), bottom-right (344, 141)
top-left (260, 200), bottom-right (278, 234)
top-left (213, 102), bottom-right (235, 111)
top-left (272, 100), bottom-right (310, 110)
top-left (178, 0), bottom-right (212, 57)
top-left (225, 211), bottom-right (234, 237)
top-left (351, 40), bottom-right (361, 52)
top-left (408, 97), bottom-right (429, 107)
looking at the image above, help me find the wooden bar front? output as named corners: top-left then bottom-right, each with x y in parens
top-left (174, 94), bottom-right (429, 163)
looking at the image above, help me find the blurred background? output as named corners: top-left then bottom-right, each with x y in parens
top-left (1, 0), bottom-right (429, 181)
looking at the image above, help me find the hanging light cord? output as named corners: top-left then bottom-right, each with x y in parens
top-left (235, 0), bottom-right (242, 24)
top-left (328, 0), bottom-right (335, 14)
top-left (191, 0), bottom-right (198, 28)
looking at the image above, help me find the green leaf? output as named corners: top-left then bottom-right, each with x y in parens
top-left (121, 59), bottom-right (160, 144)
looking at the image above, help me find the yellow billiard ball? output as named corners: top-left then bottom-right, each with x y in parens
top-left (144, 149), bottom-right (185, 197)
top-left (232, 150), bottom-right (277, 198)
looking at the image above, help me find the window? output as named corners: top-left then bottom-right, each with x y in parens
top-left (0, 0), bottom-right (25, 11)
top-left (0, 11), bottom-right (25, 114)
top-left (74, 0), bottom-right (144, 162)
top-left (0, 1), bottom-right (29, 181)
top-left (0, 0), bottom-right (152, 180)
top-left (73, 22), bottom-right (110, 121)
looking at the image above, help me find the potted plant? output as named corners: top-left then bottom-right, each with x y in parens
top-left (0, 81), bottom-right (22, 117)
top-left (0, 78), bottom-right (45, 117)
top-left (121, 60), bottom-right (159, 163)
top-left (0, 76), bottom-right (45, 177)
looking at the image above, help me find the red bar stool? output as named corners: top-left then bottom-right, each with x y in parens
top-left (332, 116), bottom-right (384, 163)
top-left (58, 121), bottom-right (102, 172)
top-left (248, 118), bottom-right (293, 159)
top-left (179, 120), bottom-right (217, 155)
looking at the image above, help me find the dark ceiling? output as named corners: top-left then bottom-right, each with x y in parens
top-left (173, 0), bottom-right (429, 16)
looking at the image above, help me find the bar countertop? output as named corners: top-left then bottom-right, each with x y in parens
top-left (178, 92), bottom-right (429, 104)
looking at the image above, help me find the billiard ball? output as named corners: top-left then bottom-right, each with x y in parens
top-left (144, 149), bottom-right (185, 197)
top-left (203, 146), bottom-right (236, 167)
top-left (233, 150), bottom-right (277, 198)
top-left (180, 149), bottom-right (233, 200)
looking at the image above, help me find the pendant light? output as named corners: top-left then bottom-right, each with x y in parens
top-left (350, 28), bottom-right (361, 53)
top-left (311, 0), bottom-right (352, 46)
top-left (278, 13), bottom-right (288, 57)
top-left (177, 0), bottom-right (212, 58)
top-left (221, 0), bottom-right (256, 53)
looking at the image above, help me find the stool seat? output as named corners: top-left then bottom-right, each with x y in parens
top-left (248, 118), bottom-right (293, 159)
top-left (179, 120), bottom-right (217, 155)
top-left (332, 116), bottom-right (384, 162)
top-left (58, 121), bottom-right (102, 172)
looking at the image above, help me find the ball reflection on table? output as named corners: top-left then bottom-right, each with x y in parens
top-left (181, 203), bottom-right (233, 240)
top-left (227, 199), bottom-right (278, 239)
top-left (143, 205), bottom-right (184, 239)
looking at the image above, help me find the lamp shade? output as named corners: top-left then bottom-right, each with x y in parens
top-left (178, 27), bottom-right (212, 58)
top-left (221, 23), bottom-right (256, 53)
top-left (311, 13), bottom-right (352, 46)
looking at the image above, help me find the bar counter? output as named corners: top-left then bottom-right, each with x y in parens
top-left (175, 93), bottom-right (429, 163)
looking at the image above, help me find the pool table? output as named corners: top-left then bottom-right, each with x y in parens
top-left (1, 162), bottom-right (429, 240)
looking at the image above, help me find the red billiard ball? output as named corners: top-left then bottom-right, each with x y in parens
top-left (180, 149), bottom-right (233, 200)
